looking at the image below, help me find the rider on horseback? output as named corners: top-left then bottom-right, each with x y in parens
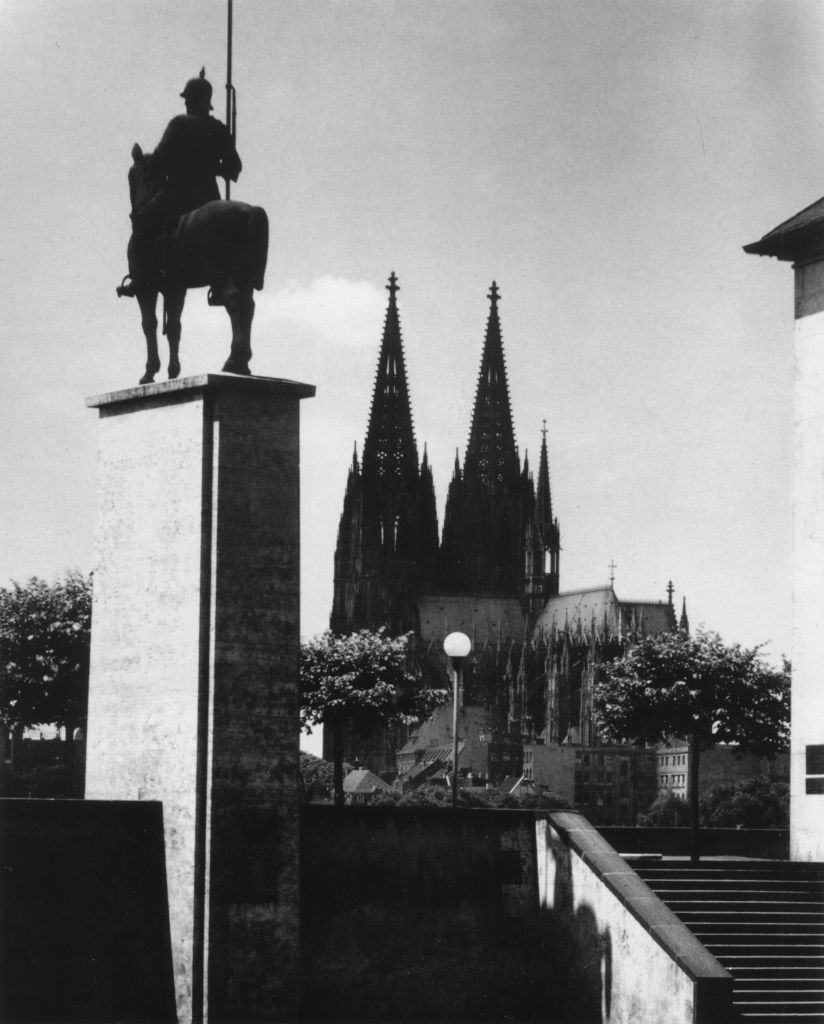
top-left (119, 69), bottom-right (241, 298)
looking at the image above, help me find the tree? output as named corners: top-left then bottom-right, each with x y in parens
top-left (700, 775), bottom-right (789, 830)
top-left (0, 573), bottom-right (92, 792)
top-left (637, 791), bottom-right (692, 828)
top-left (592, 629), bottom-right (789, 862)
top-left (300, 629), bottom-right (448, 805)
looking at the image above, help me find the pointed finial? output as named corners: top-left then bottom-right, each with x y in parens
top-left (488, 281), bottom-right (500, 307)
top-left (387, 271), bottom-right (399, 301)
top-left (199, 66), bottom-right (206, 79)
top-left (542, 419), bottom-right (547, 442)
top-left (666, 580), bottom-right (675, 606)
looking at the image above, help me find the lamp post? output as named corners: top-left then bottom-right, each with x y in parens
top-left (444, 631), bottom-right (471, 807)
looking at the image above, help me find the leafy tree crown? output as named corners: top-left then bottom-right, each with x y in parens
top-left (592, 629), bottom-right (789, 756)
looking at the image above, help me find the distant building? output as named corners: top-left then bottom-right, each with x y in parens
top-left (522, 743), bottom-right (576, 806)
top-left (342, 768), bottom-right (394, 805)
top-left (573, 746), bottom-right (658, 827)
top-left (656, 739), bottom-right (790, 800)
top-left (329, 275), bottom-right (689, 786)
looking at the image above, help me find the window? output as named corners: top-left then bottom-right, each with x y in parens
top-left (806, 746), bottom-right (824, 795)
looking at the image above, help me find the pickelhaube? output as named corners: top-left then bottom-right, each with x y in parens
top-left (180, 67), bottom-right (213, 109)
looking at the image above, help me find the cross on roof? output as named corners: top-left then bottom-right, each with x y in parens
top-left (667, 580), bottom-right (675, 604)
top-left (608, 560), bottom-right (617, 585)
top-left (387, 271), bottom-right (399, 300)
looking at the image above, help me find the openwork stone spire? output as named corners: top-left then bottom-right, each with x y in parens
top-left (463, 282), bottom-right (520, 489)
top-left (362, 271), bottom-right (419, 485)
top-left (332, 272), bottom-right (439, 631)
top-left (440, 282), bottom-right (533, 593)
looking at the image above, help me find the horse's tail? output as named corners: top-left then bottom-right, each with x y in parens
top-left (249, 206), bottom-right (269, 291)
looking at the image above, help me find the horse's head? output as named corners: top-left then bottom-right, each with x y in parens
top-left (128, 142), bottom-right (163, 216)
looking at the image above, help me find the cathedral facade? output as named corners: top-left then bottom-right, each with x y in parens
top-left (327, 274), bottom-right (686, 790)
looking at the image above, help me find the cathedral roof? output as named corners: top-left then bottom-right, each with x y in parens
top-left (417, 591), bottom-right (527, 647)
top-left (534, 585), bottom-right (676, 639)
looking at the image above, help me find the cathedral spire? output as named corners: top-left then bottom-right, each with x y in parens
top-left (331, 272), bottom-right (439, 644)
top-left (464, 281), bottom-right (519, 487)
top-left (535, 421), bottom-right (553, 541)
top-left (362, 272), bottom-right (418, 483)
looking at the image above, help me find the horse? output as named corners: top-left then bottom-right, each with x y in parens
top-left (117, 143), bottom-right (269, 384)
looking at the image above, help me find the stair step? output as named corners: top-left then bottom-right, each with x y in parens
top-left (674, 909), bottom-right (824, 921)
top-left (639, 860), bottom-right (824, 1022)
top-left (739, 1013), bottom-right (824, 1021)
top-left (653, 886), bottom-right (824, 899)
top-left (643, 879), bottom-right (824, 892)
top-left (693, 926), bottom-right (824, 937)
top-left (731, 967), bottom-right (824, 978)
top-left (737, 1002), bottom-right (824, 1013)
top-left (741, 1011), bottom-right (824, 1019)
top-left (736, 990), bottom-right (824, 1001)
top-left (716, 954), bottom-right (818, 962)
top-left (707, 944), bottom-right (824, 957)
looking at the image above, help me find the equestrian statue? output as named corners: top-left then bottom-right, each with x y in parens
top-left (117, 69), bottom-right (268, 384)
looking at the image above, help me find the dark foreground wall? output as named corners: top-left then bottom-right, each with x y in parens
top-left (301, 805), bottom-right (555, 1023)
top-left (0, 799), bottom-right (176, 1023)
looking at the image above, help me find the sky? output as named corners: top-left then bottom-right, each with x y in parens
top-left (1, 1), bottom-right (821, 757)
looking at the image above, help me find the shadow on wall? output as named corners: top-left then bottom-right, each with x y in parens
top-left (300, 805), bottom-right (619, 1023)
top-left (540, 831), bottom-right (612, 1023)
top-left (300, 806), bottom-right (569, 1022)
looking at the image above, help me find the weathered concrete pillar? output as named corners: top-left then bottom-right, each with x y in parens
top-left (84, 373), bottom-right (315, 1021)
top-left (746, 209), bottom-right (824, 861)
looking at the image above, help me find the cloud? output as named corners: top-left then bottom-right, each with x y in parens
top-left (259, 276), bottom-right (386, 348)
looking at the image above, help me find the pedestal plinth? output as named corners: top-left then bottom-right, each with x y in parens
top-left (85, 373), bottom-right (315, 1022)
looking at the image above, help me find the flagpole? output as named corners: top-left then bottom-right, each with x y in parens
top-left (225, 0), bottom-right (234, 199)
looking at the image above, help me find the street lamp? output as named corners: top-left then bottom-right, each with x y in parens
top-left (444, 631), bottom-right (472, 807)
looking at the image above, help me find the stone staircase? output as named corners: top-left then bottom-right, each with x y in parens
top-left (635, 860), bottom-right (824, 1023)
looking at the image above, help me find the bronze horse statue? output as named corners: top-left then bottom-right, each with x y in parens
top-left (117, 143), bottom-right (269, 384)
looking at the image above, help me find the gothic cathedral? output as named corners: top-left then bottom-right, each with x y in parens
top-left (327, 274), bottom-right (685, 791)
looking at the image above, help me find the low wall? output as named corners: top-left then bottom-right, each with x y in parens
top-left (541, 811), bottom-right (734, 1024)
top-left (301, 805), bottom-right (553, 1021)
top-left (599, 825), bottom-right (788, 860)
top-left (302, 806), bottom-right (737, 1023)
top-left (0, 798), bottom-right (176, 1023)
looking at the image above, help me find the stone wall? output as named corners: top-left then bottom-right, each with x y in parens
top-left (301, 806), bottom-right (735, 1023)
top-left (538, 812), bottom-right (734, 1024)
top-left (301, 805), bottom-right (554, 1022)
top-left (0, 799), bottom-right (175, 1023)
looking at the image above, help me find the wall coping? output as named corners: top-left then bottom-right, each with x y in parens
top-left (86, 373), bottom-right (316, 410)
top-left (547, 810), bottom-right (732, 986)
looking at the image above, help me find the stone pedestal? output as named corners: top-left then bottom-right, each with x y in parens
top-left (746, 214), bottom-right (824, 861)
top-left (85, 373), bottom-right (314, 1022)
